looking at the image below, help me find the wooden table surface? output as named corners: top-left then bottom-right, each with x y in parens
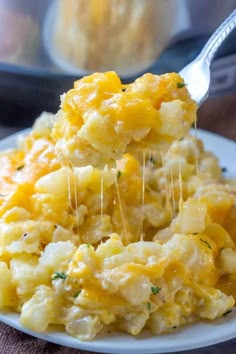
top-left (0, 94), bottom-right (236, 354)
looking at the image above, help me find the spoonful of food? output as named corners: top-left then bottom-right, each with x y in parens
top-left (180, 9), bottom-right (236, 106)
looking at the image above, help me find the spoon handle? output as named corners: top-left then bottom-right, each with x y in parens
top-left (199, 9), bottom-right (236, 65)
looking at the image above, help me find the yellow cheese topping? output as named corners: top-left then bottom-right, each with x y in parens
top-left (0, 72), bottom-right (235, 341)
top-left (52, 72), bottom-right (197, 167)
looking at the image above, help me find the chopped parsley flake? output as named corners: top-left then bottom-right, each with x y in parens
top-left (177, 82), bottom-right (186, 88)
top-left (147, 302), bottom-right (151, 311)
top-left (17, 165), bottom-right (24, 171)
top-left (151, 286), bottom-right (161, 295)
top-left (73, 290), bottom-right (81, 298)
top-left (52, 271), bottom-right (67, 281)
top-left (87, 243), bottom-right (91, 248)
top-left (200, 238), bottom-right (212, 249)
top-left (117, 171), bottom-right (122, 180)
top-left (223, 310), bottom-right (232, 317)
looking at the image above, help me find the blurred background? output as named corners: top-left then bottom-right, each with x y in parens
top-left (0, 0), bottom-right (236, 138)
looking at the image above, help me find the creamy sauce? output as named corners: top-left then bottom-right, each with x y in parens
top-left (140, 151), bottom-right (146, 241)
top-left (72, 166), bottom-right (79, 227)
top-left (100, 169), bottom-right (104, 223)
top-left (114, 170), bottom-right (127, 238)
top-left (217, 275), bottom-right (236, 301)
top-left (67, 161), bottom-right (80, 228)
top-left (161, 151), bottom-right (172, 217)
top-left (170, 167), bottom-right (175, 218)
top-left (178, 161), bottom-right (183, 207)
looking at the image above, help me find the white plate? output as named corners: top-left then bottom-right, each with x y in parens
top-left (0, 128), bottom-right (236, 354)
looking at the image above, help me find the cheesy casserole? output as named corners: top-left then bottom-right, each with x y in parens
top-left (0, 72), bottom-right (236, 341)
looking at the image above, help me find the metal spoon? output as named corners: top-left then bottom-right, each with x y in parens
top-left (180, 9), bottom-right (236, 106)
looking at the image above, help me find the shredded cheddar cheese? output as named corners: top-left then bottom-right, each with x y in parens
top-left (0, 72), bottom-right (235, 341)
